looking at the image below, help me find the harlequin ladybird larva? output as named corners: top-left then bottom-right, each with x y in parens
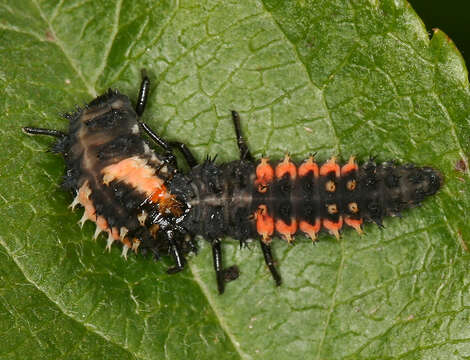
top-left (23, 70), bottom-right (443, 294)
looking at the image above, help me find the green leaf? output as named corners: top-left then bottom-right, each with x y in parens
top-left (1, 0), bottom-right (470, 359)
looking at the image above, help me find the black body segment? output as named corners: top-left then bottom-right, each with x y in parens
top-left (170, 158), bottom-right (442, 241)
top-left (171, 159), bottom-right (258, 241)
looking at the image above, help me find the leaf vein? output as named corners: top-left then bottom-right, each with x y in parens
top-left (0, 239), bottom-right (141, 360)
top-left (92, 0), bottom-right (123, 87)
top-left (31, 0), bottom-right (96, 97)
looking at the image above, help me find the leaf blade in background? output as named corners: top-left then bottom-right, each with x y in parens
top-left (1, 0), bottom-right (470, 359)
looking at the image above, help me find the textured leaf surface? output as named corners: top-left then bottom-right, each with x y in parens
top-left (1, 0), bottom-right (470, 359)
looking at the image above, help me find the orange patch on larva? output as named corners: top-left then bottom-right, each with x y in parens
top-left (96, 215), bottom-right (108, 232)
top-left (275, 218), bottom-right (297, 243)
top-left (102, 156), bottom-right (181, 215)
top-left (327, 203), bottom-right (338, 214)
top-left (298, 156), bottom-right (319, 177)
top-left (345, 217), bottom-right (363, 235)
top-left (341, 156), bottom-right (358, 175)
top-left (255, 158), bottom-right (274, 193)
top-left (122, 237), bottom-right (132, 248)
top-left (111, 227), bottom-right (119, 241)
top-left (325, 180), bottom-right (336, 192)
top-left (77, 182), bottom-right (119, 242)
top-left (323, 217), bottom-right (343, 239)
top-left (275, 154), bottom-right (296, 179)
top-left (346, 179), bottom-right (356, 191)
top-left (348, 202), bottom-right (359, 213)
top-left (78, 183), bottom-right (96, 220)
top-left (256, 205), bottom-right (274, 243)
top-left (320, 157), bottom-right (340, 177)
top-left (132, 238), bottom-right (141, 253)
top-left (102, 156), bottom-right (165, 196)
top-left (299, 219), bottom-right (321, 241)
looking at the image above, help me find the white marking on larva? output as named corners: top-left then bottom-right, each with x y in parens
top-left (189, 192), bottom-right (253, 207)
top-left (160, 166), bottom-right (168, 175)
top-left (132, 240), bottom-right (140, 252)
top-left (122, 245), bottom-right (130, 259)
top-left (78, 212), bottom-right (88, 228)
top-left (102, 173), bottom-right (114, 185)
top-left (93, 226), bottom-right (102, 240)
top-left (143, 143), bottom-right (151, 154)
top-left (111, 99), bottom-right (125, 109)
top-left (120, 227), bottom-right (128, 240)
top-left (137, 211), bottom-right (147, 226)
top-left (135, 157), bottom-right (148, 166)
top-left (69, 195), bottom-right (80, 210)
top-left (131, 124), bottom-right (139, 134)
top-left (106, 234), bottom-right (114, 252)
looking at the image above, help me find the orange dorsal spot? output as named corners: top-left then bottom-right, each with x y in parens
top-left (341, 156), bottom-right (358, 175)
top-left (256, 205), bottom-right (274, 243)
top-left (102, 156), bottom-right (178, 212)
top-left (158, 194), bottom-right (183, 217)
top-left (299, 219), bottom-right (321, 241)
top-left (345, 217), bottom-right (363, 235)
top-left (275, 218), bottom-right (297, 243)
top-left (320, 157), bottom-right (340, 177)
top-left (255, 158), bottom-right (274, 192)
top-left (102, 156), bottom-right (166, 198)
top-left (323, 217), bottom-right (343, 240)
top-left (275, 154), bottom-right (297, 179)
top-left (299, 156), bottom-right (319, 177)
top-left (149, 186), bottom-right (168, 203)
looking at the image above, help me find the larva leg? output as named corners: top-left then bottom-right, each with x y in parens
top-left (22, 127), bottom-right (66, 138)
top-left (168, 141), bottom-right (198, 168)
top-left (135, 69), bottom-right (150, 117)
top-left (259, 240), bottom-right (282, 286)
top-left (137, 70), bottom-right (198, 167)
top-left (166, 230), bottom-right (187, 274)
top-left (231, 110), bottom-right (254, 161)
top-left (211, 239), bottom-right (225, 294)
top-left (135, 71), bottom-right (178, 164)
top-left (140, 122), bottom-right (198, 168)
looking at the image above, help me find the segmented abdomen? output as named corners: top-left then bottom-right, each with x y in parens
top-left (174, 155), bottom-right (442, 243)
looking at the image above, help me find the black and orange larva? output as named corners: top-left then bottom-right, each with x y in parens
top-left (23, 71), bottom-right (443, 294)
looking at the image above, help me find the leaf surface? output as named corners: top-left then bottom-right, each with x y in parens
top-left (1, 0), bottom-right (470, 359)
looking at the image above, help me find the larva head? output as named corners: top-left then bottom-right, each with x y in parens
top-left (73, 89), bottom-right (140, 142)
top-left (358, 162), bottom-right (443, 222)
top-left (381, 165), bottom-right (443, 214)
top-left (403, 166), bottom-right (443, 203)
